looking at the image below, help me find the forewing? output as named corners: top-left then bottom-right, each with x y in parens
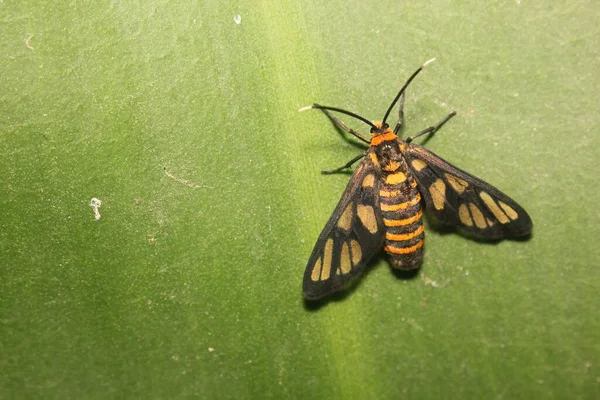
top-left (404, 143), bottom-right (532, 239)
top-left (303, 154), bottom-right (385, 300)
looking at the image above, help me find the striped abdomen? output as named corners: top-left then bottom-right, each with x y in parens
top-left (379, 168), bottom-right (425, 270)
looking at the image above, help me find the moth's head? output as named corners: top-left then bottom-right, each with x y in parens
top-left (370, 121), bottom-right (391, 136)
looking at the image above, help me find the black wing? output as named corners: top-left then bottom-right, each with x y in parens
top-left (403, 143), bottom-right (532, 239)
top-left (303, 154), bottom-right (385, 299)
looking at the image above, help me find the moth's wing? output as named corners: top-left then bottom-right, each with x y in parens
top-left (303, 154), bottom-right (385, 300)
top-left (403, 143), bottom-right (532, 239)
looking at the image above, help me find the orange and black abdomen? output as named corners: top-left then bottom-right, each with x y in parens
top-left (380, 173), bottom-right (424, 269)
top-left (371, 133), bottom-right (425, 270)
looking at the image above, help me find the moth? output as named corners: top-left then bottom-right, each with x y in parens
top-left (300, 59), bottom-right (533, 300)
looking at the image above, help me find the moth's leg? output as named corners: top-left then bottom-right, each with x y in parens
top-left (318, 108), bottom-right (370, 144)
top-left (322, 153), bottom-right (365, 175)
top-left (406, 111), bottom-right (457, 143)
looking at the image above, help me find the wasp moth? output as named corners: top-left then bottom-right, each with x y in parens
top-left (300, 59), bottom-right (532, 300)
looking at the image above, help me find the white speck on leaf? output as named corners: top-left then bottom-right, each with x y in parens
top-left (89, 198), bottom-right (102, 220)
top-left (234, 14), bottom-right (241, 24)
top-left (25, 34), bottom-right (34, 50)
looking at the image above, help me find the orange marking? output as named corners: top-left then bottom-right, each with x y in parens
top-left (321, 239), bottom-right (333, 280)
top-left (362, 174), bottom-right (375, 187)
top-left (411, 159), bottom-right (427, 171)
top-left (337, 203), bottom-right (353, 231)
top-left (383, 210), bottom-right (423, 227)
top-left (383, 161), bottom-right (400, 172)
top-left (370, 131), bottom-right (398, 146)
top-left (380, 193), bottom-right (421, 211)
top-left (385, 239), bottom-right (424, 255)
top-left (386, 225), bottom-right (424, 241)
top-left (350, 239), bottom-right (362, 265)
top-left (499, 201), bottom-right (519, 220)
top-left (385, 171), bottom-right (406, 185)
top-left (357, 204), bottom-right (378, 233)
top-left (380, 189), bottom-right (401, 198)
top-left (369, 152), bottom-right (380, 167)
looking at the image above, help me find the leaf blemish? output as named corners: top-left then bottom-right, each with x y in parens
top-left (89, 198), bottom-right (102, 220)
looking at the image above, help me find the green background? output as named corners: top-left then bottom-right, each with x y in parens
top-left (2, 1), bottom-right (598, 399)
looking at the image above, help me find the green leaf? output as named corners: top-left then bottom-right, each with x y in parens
top-left (1, 1), bottom-right (598, 399)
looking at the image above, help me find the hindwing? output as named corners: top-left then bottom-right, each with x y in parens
top-left (404, 143), bottom-right (532, 239)
top-left (303, 153), bottom-right (385, 300)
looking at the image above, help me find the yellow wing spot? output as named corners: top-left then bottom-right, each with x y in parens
top-left (445, 173), bottom-right (469, 194)
top-left (429, 179), bottom-right (446, 210)
top-left (369, 153), bottom-right (380, 168)
top-left (383, 161), bottom-right (400, 172)
top-left (337, 203), bottom-right (353, 231)
top-left (468, 203), bottom-right (487, 229)
top-left (458, 204), bottom-right (473, 226)
top-left (383, 210), bottom-right (423, 227)
top-left (357, 204), bottom-right (378, 233)
top-left (411, 159), bottom-right (427, 171)
top-left (350, 239), bottom-right (362, 265)
top-left (486, 218), bottom-right (495, 227)
top-left (380, 189), bottom-right (401, 198)
top-left (385, 225), bottom-right (424, 241)
top-left (479, 191), bottom-right (509, 224)
top-left (340, 242), bottom-right (351, 274)
top-left (385, 239), bottom-right (424, 255)
top-left (310, 257), bottom-right (322, 281)
top-left (362, 174), bottom-right (375, 188)
top-left (321, 238), bottom-right (333, 280)
top-left (380, 193), bottom-right (421, 211)
top-left (386, 171), bottom-right (407, 185)
top-left (355, 164), bottom-right (364, 175)
top-left (499, 201), bottom-right (519, 220)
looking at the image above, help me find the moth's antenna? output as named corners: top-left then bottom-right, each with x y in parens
top-left (299, 104), bottom-right (377, 129)
top-left (381, 58), bottom-right (436, 125)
